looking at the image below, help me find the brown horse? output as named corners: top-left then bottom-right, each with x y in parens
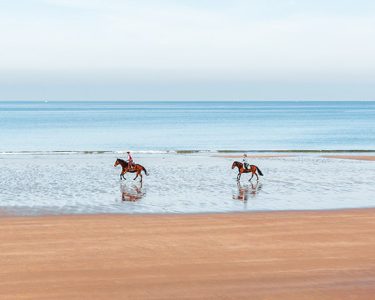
top-left (232, 161), bottom-right (263, 181)
top-left (114, 158), bottom-right (149, 182)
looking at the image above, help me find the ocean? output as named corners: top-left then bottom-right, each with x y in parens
top-left (1, 101), bottom-right (374, 215)
top-left (1, 101), bottom-right (375, 152)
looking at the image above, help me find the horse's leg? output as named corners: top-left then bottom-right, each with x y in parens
top-left (255, 172), bottom-right (259, 181)
top-left (133, 171), bottom-right (139, 180)
top-left (237, 172), bottom-right (241, 181)
top-left (249, 173), bottom-right (254, 181)
top-left (121, 169), bottom-right (127, 180)
top-left (140, 173), bottom-right (143, 182)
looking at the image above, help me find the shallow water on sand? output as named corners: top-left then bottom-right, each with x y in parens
top-left (0, 153), bottom-right (374, 216)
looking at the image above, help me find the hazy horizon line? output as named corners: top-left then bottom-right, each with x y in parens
top-left (1, 99), bottom-right (375, 102)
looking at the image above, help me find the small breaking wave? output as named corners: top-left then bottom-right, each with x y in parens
top-left (1, 149), bottom-right (375, 156)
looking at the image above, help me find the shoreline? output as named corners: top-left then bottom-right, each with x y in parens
top-left (1, 206), bottom-right (375, 219)
top-left (1, 208), bottom-right (375, 299)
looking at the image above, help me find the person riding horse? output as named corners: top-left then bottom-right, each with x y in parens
top-left (232, 153), bottom-right (263, 181)
top-left (114, 158), bottom-right (148, 182)
top-left (127, 151), bottom-right (134, 170)
top-left (242, 153), bottom-right (249, 170)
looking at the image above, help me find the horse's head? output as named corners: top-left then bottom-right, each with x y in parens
top-left (232, 161), bottom-right (242, 169)
top-left (114, 158), bottom-right (120, 167)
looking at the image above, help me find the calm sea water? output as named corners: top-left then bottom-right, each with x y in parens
top-left (1, 101), bottom-right (375, 215)
top-left (1, 101), bottom-right (375, 151)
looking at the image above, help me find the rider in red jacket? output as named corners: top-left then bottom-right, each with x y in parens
top-left (127, 151), bottom-right (134, 169)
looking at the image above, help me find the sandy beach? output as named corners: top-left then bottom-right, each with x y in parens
top-left (1, 209), bottom-right (374, 299)
top-left (322, 155), bottom-right (375, 161)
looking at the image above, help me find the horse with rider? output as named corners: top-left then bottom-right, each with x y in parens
top-left (114, 151), bottom-right (148, 182)
top-left (232, 154), bottom-right (263, 181)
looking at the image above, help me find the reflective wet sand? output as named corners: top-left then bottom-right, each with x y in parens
top-left (1, 153), bottom-right (375, 215)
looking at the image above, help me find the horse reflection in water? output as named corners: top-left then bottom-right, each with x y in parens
top-left (233, 181), bottom-right (263, 202)
top-left (120, 183), bottom-right (145, 202)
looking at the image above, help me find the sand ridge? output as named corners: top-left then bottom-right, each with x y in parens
top-left (215, 154), bottom-right (295, 159)
top-left (218, 154), bottom-right (375, 161)
top-left (322, 155), bottom-right (375, 161)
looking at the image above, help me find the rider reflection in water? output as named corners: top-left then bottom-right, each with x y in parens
top-left (121, 183), bottom-right (145, 202)
top-left (233, 182), bottom-right (263, 202)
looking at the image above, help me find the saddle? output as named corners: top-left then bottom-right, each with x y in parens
top-left (127, 161), bottom-right (136, 171)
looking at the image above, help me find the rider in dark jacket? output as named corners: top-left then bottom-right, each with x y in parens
top-left (242, 154), bottom-right (249, 170)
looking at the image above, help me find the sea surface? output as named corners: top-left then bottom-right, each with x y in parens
top-left (1, 101), bottom-right (375, 152)
top-left (0, 101), bottom-right (374, 215)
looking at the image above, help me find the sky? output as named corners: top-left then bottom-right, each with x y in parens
top-left (0, 0), bottom-right (374, 100)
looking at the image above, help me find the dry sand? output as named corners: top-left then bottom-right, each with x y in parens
top-left (1, 209), bottom-right (375, 299)
top-left (322, 155), bottom-right (375, 161)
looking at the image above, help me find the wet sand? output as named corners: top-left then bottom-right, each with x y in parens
top-left (322, 155), bottom-right (375, 161)
top-left (216, 154), bottom-right (295, 159)
top-left (219, 154), bottom-right (375, 161)
top-left (1, 209), bottom-right (375, 300)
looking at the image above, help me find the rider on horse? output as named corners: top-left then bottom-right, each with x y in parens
top-left (242, 153), bottom-right (249, 170)
top-left (127, 151), bottom-right (134, 170)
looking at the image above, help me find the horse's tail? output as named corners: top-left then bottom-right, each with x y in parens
top-left (256, 166), bottom-right (264, 176)
top-left (142, 167), bottom-right (149, 176)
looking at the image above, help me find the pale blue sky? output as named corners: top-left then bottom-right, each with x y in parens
top-left (0, 0), bottom-right (374, 100)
